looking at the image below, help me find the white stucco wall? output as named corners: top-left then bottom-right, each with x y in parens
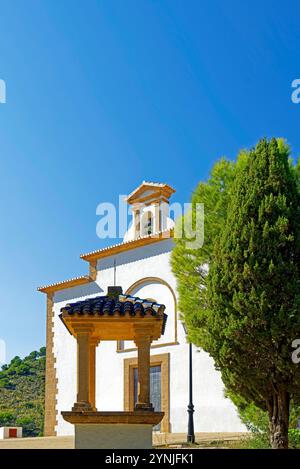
top-left (52, 238), bottom-right (246, 435)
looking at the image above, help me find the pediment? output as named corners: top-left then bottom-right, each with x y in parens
top-left (127, 182), bottom-right (175, 205)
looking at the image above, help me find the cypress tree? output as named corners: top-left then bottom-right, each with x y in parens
top-left (205, 138), bottom-right (300, 448)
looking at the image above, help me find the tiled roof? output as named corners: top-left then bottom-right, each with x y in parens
top-left (60, 294), bottom-right (167, 334)
top-left (37, 275), bottom-right (91, 293)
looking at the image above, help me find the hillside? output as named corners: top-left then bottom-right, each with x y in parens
top-left (0, 348), bottom-right (45, 437)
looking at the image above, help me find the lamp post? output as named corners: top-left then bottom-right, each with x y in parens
top-left (183, 323), bottom-right (195, 444)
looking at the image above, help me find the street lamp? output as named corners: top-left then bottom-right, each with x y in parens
top-left (183, 323), bottom-right (195, 444)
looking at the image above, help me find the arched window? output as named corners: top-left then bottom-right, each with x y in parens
top-left (117, 277), bottom-right (178, 354)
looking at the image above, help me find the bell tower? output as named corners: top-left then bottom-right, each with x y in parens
top-left (126, 181), bottom-right (175, 240)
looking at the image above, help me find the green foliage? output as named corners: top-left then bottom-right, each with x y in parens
top-left (292, 153), bottom-right (300, 193)
top-left (227, 391), bottom-right (269, 433)
top-left (229, 391), bottom-right (300, 436)
top-left (0, 377), bottom-right (11, 389)
top-left (242, 433), bottom-right (271, 449)
top-left (204, 138), bottom-right (300, 410)
top-left (0, 348), bottom-right (45, 437)
top-left (10, 356), bottom-right (22, 366)
top-left (0, 410), bottom-right (16, 426)
top-left (243, 428), bottom-right (300, 449)
top-left (288, 429), bottom-right (300, 448)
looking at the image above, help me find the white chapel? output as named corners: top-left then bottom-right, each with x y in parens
top-left (38, 181), bottom-right (245, 438)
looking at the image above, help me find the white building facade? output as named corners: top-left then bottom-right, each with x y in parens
top-left (39, 182), bottom-right (246, 437)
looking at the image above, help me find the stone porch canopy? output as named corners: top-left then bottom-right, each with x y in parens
top-left (60, 286), bottom-right (168, 420)
top-left (60, 288), bottom-right (167, 341)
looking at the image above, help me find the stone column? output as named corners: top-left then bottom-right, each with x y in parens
top-left (133, 206), bottom-right (141, 239)
top-left (134, 335), bottom-right (153, 411)
top-left (72, 327), bottom-right (94, 411)
top-left (89, 339), bottom-right (99, 410)
top-left (154, 202), bottom-right (160, 234)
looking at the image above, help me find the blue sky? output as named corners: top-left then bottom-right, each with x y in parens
top-left (1, 0), bottom-right (300, 362)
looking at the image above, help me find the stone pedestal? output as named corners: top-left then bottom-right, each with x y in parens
top-left (62, 411), bottom-right (164, 449)
top-left (75, 424), bottom-right (152, 449)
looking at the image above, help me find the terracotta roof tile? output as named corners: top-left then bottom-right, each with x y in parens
top-left (60, 294), bottom-right (167, 334)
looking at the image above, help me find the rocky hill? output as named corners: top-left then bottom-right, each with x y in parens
top-left (0, 348), bottom-right (45, 436)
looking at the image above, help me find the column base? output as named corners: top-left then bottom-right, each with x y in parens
top-left (72, 402), bottom-right (96, 412)
top-left (135, 403), bottom-right (154, 411)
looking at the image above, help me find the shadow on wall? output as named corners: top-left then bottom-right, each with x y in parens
top-left (54, 282), bottom-right (103, 303)
top-left (99, 238), bottom-right (174, 271)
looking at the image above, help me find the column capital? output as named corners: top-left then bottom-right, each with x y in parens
top-left (133, 334), bottom-right (152, 348)
top-left (133, 324), bottom-right (153, 345)
top-left (90, 338), bottom-right (100, 347)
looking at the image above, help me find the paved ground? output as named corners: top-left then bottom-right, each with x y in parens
top-left (0, 436), bottom-right (74, 449)
top-left (0, 433), bottom-right (247, 449)
top-left (153, 432), bottom-right (246, 446)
